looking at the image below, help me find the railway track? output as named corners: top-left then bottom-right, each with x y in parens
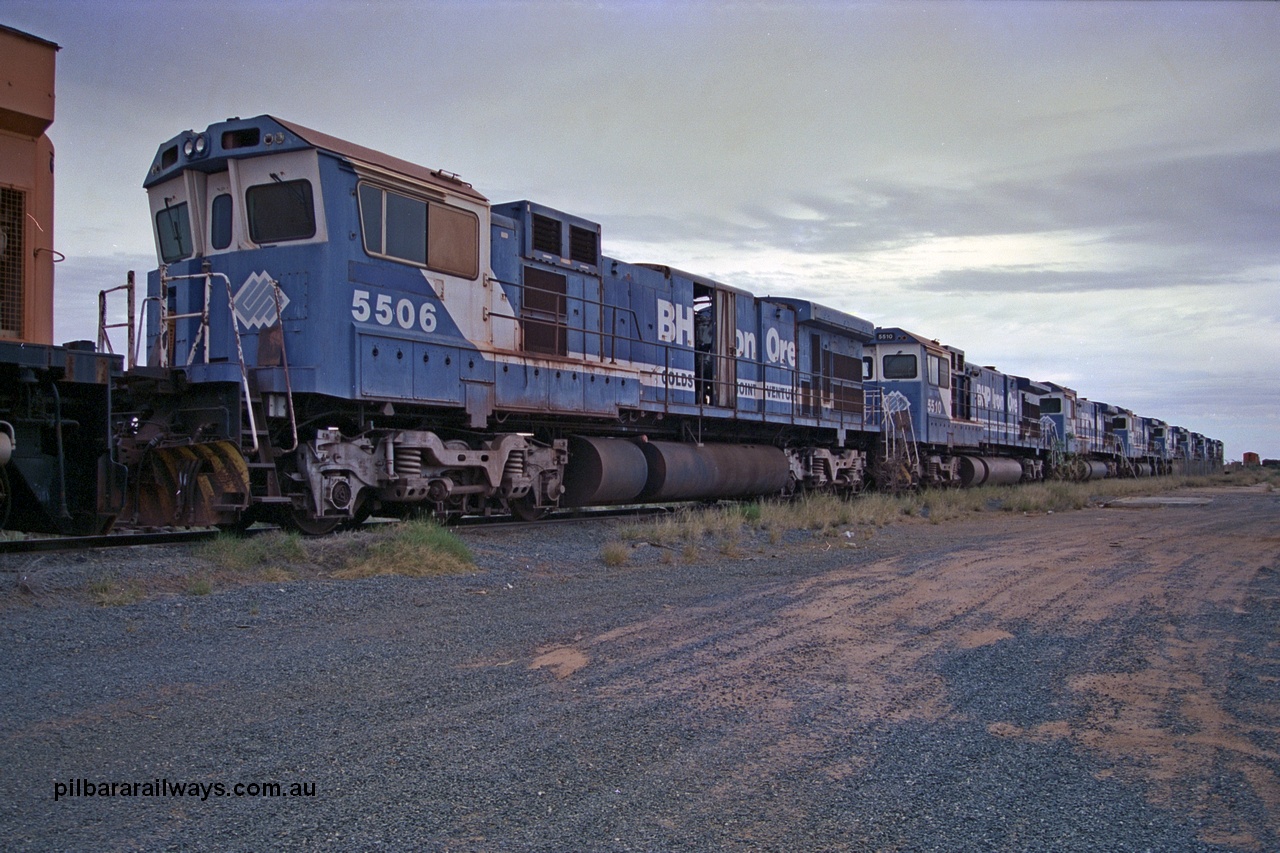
top-left (0, 528), bottom-right (223, 557)
top-left (0, 504), bottom-right (673, 557)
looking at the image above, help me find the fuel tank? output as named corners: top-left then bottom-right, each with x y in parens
top-left (561, 436), bottom-right (649, 506)
top-left (1080, 460), bottom-right (1110, 481)
top-left (958, 455), bottom-right (1024, 488)
top-left (637, 441), bottom-right (790, 502)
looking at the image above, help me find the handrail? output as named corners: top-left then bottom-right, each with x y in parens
top-left (160, 268), bottom-right (258, 454)
top-left (97, 271), bottom-right (137, 369)
top-left (266, 278), bottom-right (298, 454)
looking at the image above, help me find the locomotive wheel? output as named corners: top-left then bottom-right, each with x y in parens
top-left (339, 497), bottom-right (374, 531)
top-left (286, 507), bottom-right (342, 536)
top-left (509, 495), bottom-right (547, 522)
top-left (0, 466), bottom-right (10, 531)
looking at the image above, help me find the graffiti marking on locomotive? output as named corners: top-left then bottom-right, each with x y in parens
top-left (234, 271), bottom-right (291, 329)
top-left (351, 288), bottom-right (437, 333)
top-left (656, 298), bottom-right (694, 347)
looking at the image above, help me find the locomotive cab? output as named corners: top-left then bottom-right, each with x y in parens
top-left (865, 327), bottom-right (954, 442)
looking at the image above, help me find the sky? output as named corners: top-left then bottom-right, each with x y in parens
top-left (4, 0), bottom-right (1277, 459)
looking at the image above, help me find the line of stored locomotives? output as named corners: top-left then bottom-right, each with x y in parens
top-left (0, 26), bottom-right (1222, 536)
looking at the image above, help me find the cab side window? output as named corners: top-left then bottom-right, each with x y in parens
top-left (358, 182), bottom-right (479, 279)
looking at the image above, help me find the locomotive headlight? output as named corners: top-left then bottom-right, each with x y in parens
top-left (183, 135), bottom-right (208, 158)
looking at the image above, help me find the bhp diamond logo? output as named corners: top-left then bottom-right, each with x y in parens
top-left (234, 271), bottom-right (289, 329)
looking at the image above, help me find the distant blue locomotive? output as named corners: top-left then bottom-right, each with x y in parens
top-left (98, 114), bottom-right (1221, 532)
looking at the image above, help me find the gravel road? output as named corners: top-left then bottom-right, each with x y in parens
top-left (2, 485), bottom-right (1278, 852)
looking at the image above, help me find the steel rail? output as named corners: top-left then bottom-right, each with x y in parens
top-left (0, 505), bottom-right (678, 556)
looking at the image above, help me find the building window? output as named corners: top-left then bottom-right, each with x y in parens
top-left (358, 183), bottom-right (479, 279)
top-left (247, 179), bottom-right (315, 243)
top-left (882, 353), bottom-right (917, 380)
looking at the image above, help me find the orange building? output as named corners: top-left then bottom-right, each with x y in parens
top-left (0, 24), bottom-right (58, 345)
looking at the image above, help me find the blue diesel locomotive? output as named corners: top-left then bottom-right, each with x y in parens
top-left (116, 116), bottom-right (875, 532)
top-left (100, 114), bottom-right (1219, 534)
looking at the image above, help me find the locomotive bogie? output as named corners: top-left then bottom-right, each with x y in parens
top-left (792, 447), bottom-right (867, 494)
top-left (294, 428), bottom-right (568, 522)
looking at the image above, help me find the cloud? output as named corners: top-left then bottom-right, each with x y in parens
top-left (8, 0), bottom-right (1275, 458)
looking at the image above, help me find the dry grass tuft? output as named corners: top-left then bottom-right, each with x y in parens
top-left (335, 519), bottom-right (474, 579)
top-left (600, 541), bottom-right (630, 567)
top-left (603, 466), bottom-right (1273, 566)
top-left (921, 487), bottom-right (990, 523)
top-left (185, 575), bottom-right (213, 596)
top-left (86, 573), bottom-right (145, 607)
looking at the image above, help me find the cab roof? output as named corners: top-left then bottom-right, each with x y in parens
top-left (145, 114), bottom-right (487, 204)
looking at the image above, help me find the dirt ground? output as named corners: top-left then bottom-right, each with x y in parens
top-left (2, 483), bottom-right (1278, 850)
top-left (521, 485), bottom-right (1280, 849)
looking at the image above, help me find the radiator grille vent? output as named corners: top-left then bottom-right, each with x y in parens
top-left (522, 266), bottom-right (567, 356)
top-left (532, 214), bottom-right (561, 255)
top-left (569, 226), bottom-right (598, 266)
top-left (0, 187), bottom-right (26, 339)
